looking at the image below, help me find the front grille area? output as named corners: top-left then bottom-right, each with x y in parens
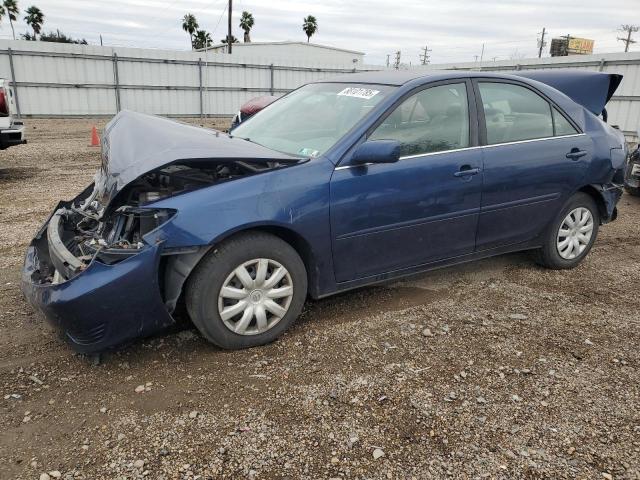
top-left (66, 323), bottom-right (107, 345)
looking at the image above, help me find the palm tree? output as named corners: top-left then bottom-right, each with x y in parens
top-left (24, 5), bottom-right (43, 39)
top-left (181, 13), bottom-right (198, 50)
top-left (220, 35), bottom-right (238, 44)
top-left (3, 0), bottom-right (19, 40)
top-left (302, 15), bottom-right (317, 43)
top-left (192, 30), bottom-right (212, 50)
top-left (239, 11), bottom-right (254, 43)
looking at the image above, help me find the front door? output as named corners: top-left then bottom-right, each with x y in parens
top-left (330, 81), bottom-right (483, 283)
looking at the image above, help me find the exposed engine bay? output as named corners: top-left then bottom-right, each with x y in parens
top-left (41, 160), bottom-right (284, 283)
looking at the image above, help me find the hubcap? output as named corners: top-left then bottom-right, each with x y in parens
top-left (218, 258), bottom-right (294, 336)
top-left (556, 207), bottom-right (594, 260)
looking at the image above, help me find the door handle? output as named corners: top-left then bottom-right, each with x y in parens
top-left (566, 149), bottom-right (587, 160)
top-left (453, 166), bottom-right (480, 177)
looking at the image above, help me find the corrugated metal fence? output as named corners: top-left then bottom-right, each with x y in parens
top-left (419, 52), bottom-right (640, 142)
top-left (1, 40), bottom-right (639, 142)
top-left (0, 40), bottom-right (376, 118)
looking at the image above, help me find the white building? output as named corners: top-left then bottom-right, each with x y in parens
top-left (206, 41), bottom-right (365, 66)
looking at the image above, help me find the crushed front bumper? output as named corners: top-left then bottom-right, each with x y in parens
top-left (21, 206), bottom-right (175, 354)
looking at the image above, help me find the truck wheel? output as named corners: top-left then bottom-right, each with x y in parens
top-left (534, 192), bottom-right (600, 270)
top-left (186, 232), bottom-right (307, 349)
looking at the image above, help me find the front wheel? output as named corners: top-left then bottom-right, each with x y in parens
top-left (534, 192), bottom-right (600, 269)
top-left (186, 232), bottom-right (307, 349)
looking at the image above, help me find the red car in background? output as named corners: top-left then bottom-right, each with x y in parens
top-left (230, 95), bottom-right (278, 129)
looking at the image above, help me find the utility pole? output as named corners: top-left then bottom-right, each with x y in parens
top-left (537, 27), bottom-right (546, 58)
top-left (618, 24), bottom-right (639, 52)
top-left (394, 51), bottom-right (401, 70)
top-left (473, 54), bottom-right (479, 62)
top-left (562, 33), bottom-right (571, 56)
top-left (100, 34), bottom-right (103, 46)
top-left (419, 45), bottom-right (432, 65)
top-left (227, 0), bottom-right (233, 54)
top-left (479, 43), bottom-right (485, 63)
top-left (386, 54), bottom-right (390, 68)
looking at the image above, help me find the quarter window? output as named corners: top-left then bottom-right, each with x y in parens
top-left (369, 83), bottom-right (470, 156)
top-left (552, 107), bottom-right (579, 136)
top-left (479, 82), bottom-right (553, 144)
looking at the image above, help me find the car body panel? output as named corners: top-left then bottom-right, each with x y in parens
top-left (476, 134), bottom-right (592, 249)
top-left (21, 69), bottom-right (626, 353)
top-left (95, 110), bottom-right (301, 206)
top-left (330, 148), bottom-right (483, 281)
top-left (23, 239), bottom-right (173, 353)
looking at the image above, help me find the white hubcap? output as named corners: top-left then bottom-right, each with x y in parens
top-left (556, 207), bottom-right (594, 260)
top-left (218, 258), bottom-right (294, 335)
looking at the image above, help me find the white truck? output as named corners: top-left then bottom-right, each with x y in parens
top-left (0, 78), bottom-right (26, 150)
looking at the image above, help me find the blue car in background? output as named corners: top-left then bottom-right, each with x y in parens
top-left (22, 70), bottom-right (626, 353)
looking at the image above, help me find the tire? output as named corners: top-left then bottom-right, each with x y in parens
top-left (534, 192), bottom-right (600, 270)
top-left (625, 186), bottom-right (640, 197)
top-left (186, 232), bottom-right (307, 349)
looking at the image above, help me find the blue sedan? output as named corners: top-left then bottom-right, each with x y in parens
top-left (22, 70), bottom-right (626, 353)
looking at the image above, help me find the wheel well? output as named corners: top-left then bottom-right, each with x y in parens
top-left (217, 226), bottom-right (318, 296)
top-left (577, 186), bottom-right (608, 223)
top-left (161, 226), bottom-right (319, 315)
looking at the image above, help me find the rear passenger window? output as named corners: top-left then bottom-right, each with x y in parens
top-left (479, 82), bottom-right (553, 144)
top-left (552, 107), bottom-right (579, 136)
top-left (369, 83), bottom-right (469, 157)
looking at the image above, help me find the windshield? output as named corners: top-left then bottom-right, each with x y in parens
top-left (232, 83), bottom-right (395, 157)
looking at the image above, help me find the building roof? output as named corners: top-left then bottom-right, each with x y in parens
top-left (207, 41), bottom-right (364, 55)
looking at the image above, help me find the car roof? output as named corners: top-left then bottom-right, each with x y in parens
top-left (315, 69), bottom-right (470, 86)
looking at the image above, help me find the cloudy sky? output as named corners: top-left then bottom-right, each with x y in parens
top-left (1, 0), bottom-right (637, 65)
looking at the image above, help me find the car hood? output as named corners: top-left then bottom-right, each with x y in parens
top-left (513, 70), bottom-right (623, 116)
top-left (94, 110), bottom-right (300, 205)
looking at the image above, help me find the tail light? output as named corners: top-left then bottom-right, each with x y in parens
top-left (0, 87), bottom-right (8, 117)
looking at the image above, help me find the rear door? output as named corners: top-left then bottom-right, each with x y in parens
top-left (474, 80), bottom-right (591, 250)
top-left (330, 80), bottom-right (483, 282)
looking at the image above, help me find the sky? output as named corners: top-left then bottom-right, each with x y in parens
top-left (0, 0), bottom-right (638, 65)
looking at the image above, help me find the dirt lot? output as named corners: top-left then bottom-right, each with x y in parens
top-left (0, 118), bottom-right (639, 480)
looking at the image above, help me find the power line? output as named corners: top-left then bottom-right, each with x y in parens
top-left (618, 24), bottom-right (638, 52)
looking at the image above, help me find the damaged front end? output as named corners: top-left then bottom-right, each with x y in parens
top-left (22, 111), bottom-right (302, 353)
top-left (22, 159), bottom-right (284, 352)
top-left (45, 159), bottom-right (270, 281)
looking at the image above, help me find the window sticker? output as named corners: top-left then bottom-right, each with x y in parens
top-left (299, 147), bottom-right (320, 157)
top-left (337, 87), bottom-right (380, 100)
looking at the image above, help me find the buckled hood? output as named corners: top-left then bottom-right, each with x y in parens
top-left (513, 70), bottom-right (623, 116)
top-left (94, 110), bottom-right (300, 205)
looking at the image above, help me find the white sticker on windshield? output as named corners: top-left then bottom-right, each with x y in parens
top-left (337, 87), bottom-right (380, 100)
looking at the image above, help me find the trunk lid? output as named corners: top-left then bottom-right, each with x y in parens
top-left (513, 70), bottom-right (623, 116)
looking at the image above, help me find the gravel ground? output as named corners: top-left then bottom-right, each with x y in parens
top-left (0, 118), bottom-right (639, 480)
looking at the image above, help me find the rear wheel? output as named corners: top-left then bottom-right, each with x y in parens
top-left (534, 192), bottom-right (599, 269)
top-left (186, 232), bottom-right (307, 349)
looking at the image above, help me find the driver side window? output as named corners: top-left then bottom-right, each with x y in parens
top-left (369, 83), bottom-right (470, 157)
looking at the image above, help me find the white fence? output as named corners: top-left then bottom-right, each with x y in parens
top-left (1, 40), bottom-right (639, 142)
top-left (0, 40), bottom-right (376, 118)
top-left (418, 52), bottom-right (640, 142)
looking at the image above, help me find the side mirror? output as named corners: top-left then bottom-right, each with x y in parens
top-left (351, 140), bottom-right (401, 165)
